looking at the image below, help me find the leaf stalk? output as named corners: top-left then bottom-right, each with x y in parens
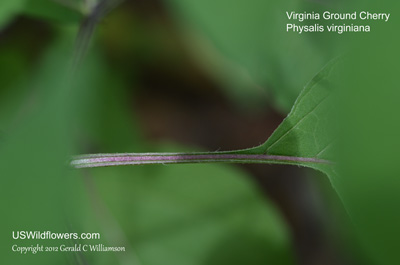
top-left (71, 152), bottom-right (332, 168)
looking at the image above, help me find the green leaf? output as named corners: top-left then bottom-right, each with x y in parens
top-left (165, 0), bottom-right (332, 112)
top-left (329, 5), bottom-right (400, 263)
top-left (23, 0), bottom-right (83, 24)
top-left (0, 32), bottom-right (77, 265)
top-left (88, 148), bottom-right (296, 265)
top-left (0, 0), bottom-right (26, 29)
top-left (241, 60), bottom-right (336, 170)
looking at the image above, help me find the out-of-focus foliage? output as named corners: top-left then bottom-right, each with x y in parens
top-left (165, 0), bottom-right (335, 112)
top-left (2, 0), bottom-right (400, 265)
top-left (332, 1), bottom-right (400, 264)
top-left (90, 160), bottom-right (295, 265)
top-left (165, 1), bottom-right (400, 265)
top-left (73, 42), bottom-right (296, 265)
top-left (0, 3), bottom-right (296, 264)
top-left (0, 0), bottom-right (26, 29)
top-left (0, 31), bottom-right (79, 265)
top-left (23, 0), bottom-right (83, 24)
top-left (0, 0), bottom-right (82, 29)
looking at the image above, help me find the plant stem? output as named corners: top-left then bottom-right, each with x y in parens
top-left (71, 0), bottom-right (125, 71)
top-left (71, 152), bottom-right (332, 168)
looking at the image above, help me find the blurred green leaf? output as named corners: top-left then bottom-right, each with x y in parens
top-left (330, 2), bottom-right (400, 263)
top-left (89, 153), bottom-right (295, 265)
top-left (166, 0), bottom-right (330, 112)
top-left (0, 31), bottom-right (76, 264)
top-left (0, 0), bottom-right (26, 29)
top-left (24, 0), bottom-right (83, 24)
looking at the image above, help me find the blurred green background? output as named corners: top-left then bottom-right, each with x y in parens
top-left (1, 0), bottom-right (399, 265)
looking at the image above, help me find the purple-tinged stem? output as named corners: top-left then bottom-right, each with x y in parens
top-left (71, 152), bottom-right (331, 168)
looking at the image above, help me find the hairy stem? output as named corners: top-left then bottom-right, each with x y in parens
top-left (71, 152), bottom-right (332, 168)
